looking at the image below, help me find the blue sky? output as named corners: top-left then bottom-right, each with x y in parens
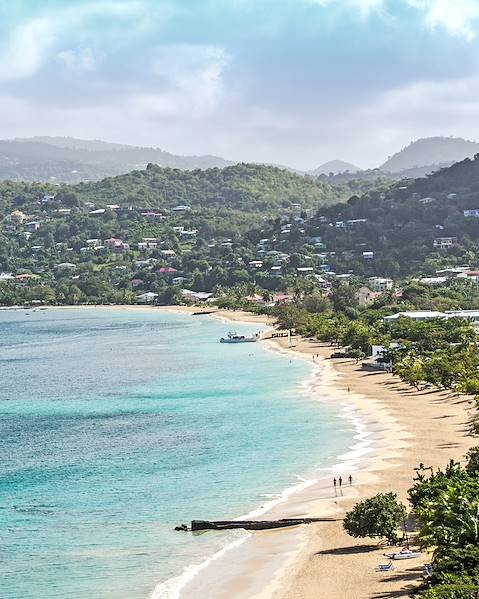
top-left (1, 0), bottom-right (479, 168)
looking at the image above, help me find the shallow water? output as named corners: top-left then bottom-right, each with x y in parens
top-left (0, 308), bottom-right (355, 599)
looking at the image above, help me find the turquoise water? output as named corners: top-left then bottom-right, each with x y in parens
top-left (0, 308), bottom-right (354, 599)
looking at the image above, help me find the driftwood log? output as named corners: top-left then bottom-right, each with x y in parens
top-left (190, 518), bottom-right (336, 531)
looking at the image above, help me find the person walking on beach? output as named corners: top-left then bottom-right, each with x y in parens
top-left (333, 477), bottom-right (337, 488)
top-left (349, 475), bottom-right (352, 485)
top-left (338, 476), bottom-right (342, 487)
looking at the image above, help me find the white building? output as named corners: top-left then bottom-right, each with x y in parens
top-left (445, 310), bottom-right (479, 325)
top-left (434, 237), bottom-right (457, 250)
top-left (136, 292), bottom-right (159, 304)
top-left (384, 311), bottom-right (446, 323)
top-left (369, 277), bottom-right (393, 292)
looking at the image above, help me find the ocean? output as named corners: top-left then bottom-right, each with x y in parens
top-left (0, 308), bottom-right (356, 599)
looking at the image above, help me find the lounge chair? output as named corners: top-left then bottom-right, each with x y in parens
top-left (376, 561), bottom-right (395, 572)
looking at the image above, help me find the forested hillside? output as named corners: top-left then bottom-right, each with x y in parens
top-left (0, 138), bottom-right (233, 182)
top-left (74, 163), bottom-right (344, 212)
top-left (3, 156), bottom-right (479, 305)
top-left (380, 136), bottom-right (479, 173)
top-left (303, 154), bottom-right (479, 277)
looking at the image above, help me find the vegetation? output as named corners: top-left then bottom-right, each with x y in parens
top-left (0, 137), bottom-right (232, 182)
top-left (343, 493), bottom-right (405, 543)
top-left (4, 152), bottom-right (479, 305)
top-left (342, 450), bottom-right (479, 597)
top-left (410, 453), bottom-right (479, 597)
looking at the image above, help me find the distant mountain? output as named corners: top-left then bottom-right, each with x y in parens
top-left (380, 136), bottom-right (479, 173)
top-left (15, 136), bottom-right (133, 151)
top-left (0, 137), bottom-right (234, 182)
top-left (309, 160), bottom-right (361, 176)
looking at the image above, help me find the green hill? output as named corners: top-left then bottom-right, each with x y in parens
top-left (0, 137), bottom-right (234, 182)
top-left (301, 154), bottom-right (479, 277)
top-left (73, 162), bottom-right (344, 213)
top-left (380, 136), bottom-right (479, 173)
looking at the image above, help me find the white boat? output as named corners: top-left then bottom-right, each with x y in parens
top-left (384, 551), bottom-right (422, 560)
top-left (219, 331), bottom-right (260, 344)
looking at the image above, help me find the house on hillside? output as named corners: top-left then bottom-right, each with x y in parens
top-left (8, 210), bottom-right (28, 224)
top-left (273, 293), bottom-right (293, 304)
top-left (25, 221), bottom-right (41, 231)
top-left (130, 279), bottom-right (144, 288)
top-left (181, 289), bottom-right (212, 303)
top-left (446, 310), bottom-right (479, 325)
top-left (296, 267), bottom-right (314, 275)
top-left (136, 292), bottom-right (158, 304)
top-left (158, 267), bottom-right (178, 277)
top-left (369, 277), bottom-right (393, 292)
top-left (464, 209), bottom-right (479, 218)
top-left (141, 211), bottom-right (163, 218)
top-left (138, 239), bottom-right (158, 250)
top-left (383, 311), bottom-right (446, 323)
top-left (419, 276), bottom-right (448, 286)
top-left (179, 229), bottom-right (197, 240)
top-left (104, 238), bottom-right (129, 253)
top-left (248, 260), bottom-right (263, 268)
top-left (245, 294), bottom-right (267, 306)
top-left (356, 286), bottom-right (382, 307)
top-left (433, 237), bottom-right (457, 250)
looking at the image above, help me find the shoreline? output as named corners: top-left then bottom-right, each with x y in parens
top-left (156, 308), bottom-right (411, 599)
top-left (204, 309), bottom-right (477, 599)
top-left (12, 305), bottom-right (476, 598)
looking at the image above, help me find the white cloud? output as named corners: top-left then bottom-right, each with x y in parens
top-left (147, 44), bottom-right (231, 117)
top-left (306, 0), bottom-right (384, 15)
top-left (58, 48), bottom-right (102, 72)
top-left (307, 0), bottom-right (479, 37)
top-left (407, 0), bottom-right (479, 41)
top-left (0, 1), bottom-right (147, 82)
top-left (0, 18), bottom-right (55, 81)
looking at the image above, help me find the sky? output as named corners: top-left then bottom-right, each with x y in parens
top-left (1, 0), bottom-right (479, 170)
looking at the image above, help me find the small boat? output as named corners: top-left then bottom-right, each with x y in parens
top-left (384, 550), bottom-right (422, 560)
top-left (219, 331), bottom-right (260, 343)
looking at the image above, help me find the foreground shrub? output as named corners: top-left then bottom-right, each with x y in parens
top-left (343, 492), bottom-right (405, 544)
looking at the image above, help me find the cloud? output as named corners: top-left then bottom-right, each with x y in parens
top-left (146, 44), bottom-right (231, 117)
top-left (58, 48), bottom-right (103, 72)
top-left (0, 1), bottom-right (147, 82)
top-left (407, 0), bottom-right (479, 41)
top-left (0, 18), bottom-right (55, 81)
top-left (306, 0), bottom-right (385, 16)
top-left (307, 0), bottom-right (479, 38)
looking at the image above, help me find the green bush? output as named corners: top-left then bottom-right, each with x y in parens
top-left (343, 492), bottom-right (405, 543)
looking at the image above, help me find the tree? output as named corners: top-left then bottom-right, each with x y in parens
top-left (466, 447), bottom-right (479, 477)
top-left (417, 479), bottom-right (479, 551)
top-left (343, 493), bottom-right (405, 543)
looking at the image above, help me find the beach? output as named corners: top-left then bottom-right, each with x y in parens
top-left (3, 304), bottom-right (476, 599)
top-left (208, 309), bottom-right (476, 599)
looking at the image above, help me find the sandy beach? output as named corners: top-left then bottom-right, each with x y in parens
top-left (14, 305), bottom-right (477, 598)
top-left (207, 309), bottom-right (476, 599)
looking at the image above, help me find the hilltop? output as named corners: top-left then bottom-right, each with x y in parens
top-left (72, 162), bottom-right (344, 214)
top-left (380, 136), bottom-right (479, 173)
top-left (3, 155), bottom-right (479, 306)
top-left (0, 137), bottom-right (234, 183)
top-left (309, 160), bottom-right (361, 176)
